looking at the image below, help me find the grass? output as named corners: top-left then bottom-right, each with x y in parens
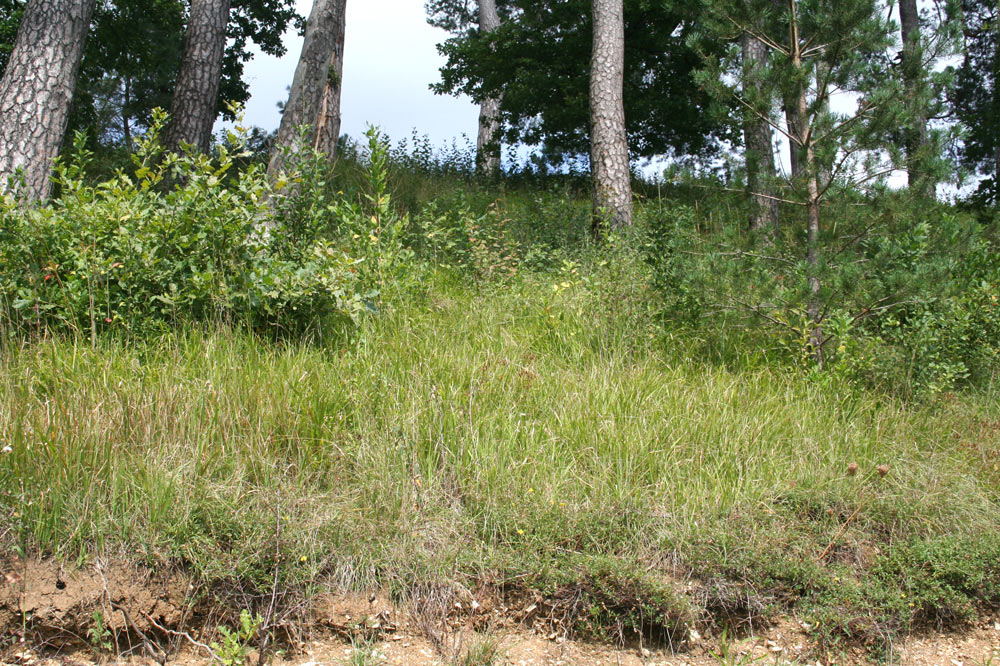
top-left (1, 259), bottom-right (999, 652)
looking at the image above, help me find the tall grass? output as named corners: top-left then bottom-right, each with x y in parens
top-left (1, 140), bottom-right (999, 649)
top-left (2, 269), bottom-right (996, 609)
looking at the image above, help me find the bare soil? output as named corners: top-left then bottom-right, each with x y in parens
top-left (3, 559), bottom-right (1000, 666)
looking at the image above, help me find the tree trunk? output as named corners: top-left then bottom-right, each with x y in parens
top-left (788, 1), bottom-right (823, 364)
top-left (0, 0), bottom-right (95, 202)
top-left (313, 0), bottom-right (347, 158)
top-left (476, 0), bottom-right (502, 179)
top-left (589, 0), bottom-right (633, 237)
top-left (741, 32), bottom-right (780, 233)
top-left (268, 0), bottom-right (348, 177)
top-left (122, 76), bottom-right (132, 150)
top-left (164, 0), bottom-right (231, 154)
top-left (899, 0), bottom-right (934, 198)
top-left (783, 102), bottom-right (803, 179)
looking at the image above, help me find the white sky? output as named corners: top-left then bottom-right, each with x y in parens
top-left (235, 0), bottom-right (479, 148)
top-left (231, 0), bottom-right (944, 192)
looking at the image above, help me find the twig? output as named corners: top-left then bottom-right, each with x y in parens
top-left (816, 499), bottom-right (865, 562)
top-left (110, 600), bottom-right (167, 666)
top-left (138, 608), bottom-right (222, 663)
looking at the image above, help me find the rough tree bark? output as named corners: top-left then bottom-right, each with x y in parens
top-left (0, 0), bottom-right (95, 201)
top-left (476, 0), bottom-right (502, 179)
top-left (164, 0), bottom-right (232, 153)
top-left (899, 0), bottom-right (934, 198)
top-left (783, 102), bottom-right (803, 178)
top-left (589, 0), bottom-right (633, 237)
top-left (268, 0), bottom-right (348, 177)
top-left (741, 32), bottom-right (780, 232)
top-left (313, 0), bottom-right (347, 158)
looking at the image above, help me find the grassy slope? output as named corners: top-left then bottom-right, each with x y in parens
top-left (1, 264), bottom-right (999, 649)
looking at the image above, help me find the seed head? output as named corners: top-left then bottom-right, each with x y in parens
top-left (847, 462), bottom-right (859, 476)
top-left (877, 464), bottom-right (890, 478)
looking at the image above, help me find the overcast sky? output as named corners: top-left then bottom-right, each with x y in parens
top-left (232, 1), bottom-right (924, 189)
top-left (235, 0), bottom-right (478, 149)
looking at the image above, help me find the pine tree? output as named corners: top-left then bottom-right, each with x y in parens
top-left (954, 0), bottom-right (1000, 205)
top-left (0, 0), bottom-right (95, 201)
top-left (268, 0), bottom-right (348, 177)
top-left (164, 0), bottom-right (232, 153)
top-left (699, 0), bottom-right (902, 363)
top-left (475, 0), bottom-right (503, 179)
top-left (590, 0), bottom-right (633, 235)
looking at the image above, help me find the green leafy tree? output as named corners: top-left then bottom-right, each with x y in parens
top-left (430, 0), bottom-right (735, 165)
top-left (1, 0), bottom-right (300, 153)
top-left (0, 0), bottom-right (24, 74)
top-left (953, 0), bottom-right (1000, 205)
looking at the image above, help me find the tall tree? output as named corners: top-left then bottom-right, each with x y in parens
top-left (312, 0), bottom-right (346, 158)
top-left (476, 0), bottom-right (502, 178)
top-left (0, 0), bottom-right (95, 201)
top-left (70, 0), bottom-right (185, 152)
top-left (741, 32), bottom-right (779, 231)
top-left (164, 0), bottom-right (232, 153)
top-left (0, 0), bottom-right (300, 156)
top-left (432, 0), bottom-right (733, 167)
top-left (589, 0), bottom-right (632, 234)
top-left (898, 0), bottom-right (933, 197)
top-left (268, 0), bottom-right (348, 177)
top-left (700, 0), bottom-right (900, 362)
top-left (954, 0), bottom-right (999, 205)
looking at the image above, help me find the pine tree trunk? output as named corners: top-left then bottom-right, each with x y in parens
top-left (313, 0), bottom-right (346, 158)
top-left (899, 0), bottom-right (934, 198)
top-left (741, 33), bottom-right (779, 233)
top-left (0, 0), bottom-right (95, 202)
top-left (784, 103), bottom-right (803, 179)
top-left (476, 0), bottom-right (502, 179)
top-left (164, 0), bottom-right (231, 154)
top-left (268, 0), bottom-right (348, 177)
top-left (789, 2), bottom-right (823, 364)
top-left (122, 77), bottom-right (132, 150)
top-left (589, 0), bottom-right (633, 237)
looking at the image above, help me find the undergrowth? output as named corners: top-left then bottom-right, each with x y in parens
top-left (0, 126), bottom-right (999, 657)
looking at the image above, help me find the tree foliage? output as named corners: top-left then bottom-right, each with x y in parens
top-left (0, 0), bottom-right (23, 74)
top-left (953, 0), bottom-right (1000, 204)
top-left (430, 0), bottom-right (735, 164)
top-left (0, 0), bottom-right (300, 150)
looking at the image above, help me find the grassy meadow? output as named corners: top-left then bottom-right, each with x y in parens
top-left (1, 134), bottom-right (1000, 653)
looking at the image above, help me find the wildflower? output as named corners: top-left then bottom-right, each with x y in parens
top-left (105, 318), bottom-right (113, 323)
top-left (517, 529), bottom-right (525, 535)
top-left (1, 445), bottom-right (11, 454)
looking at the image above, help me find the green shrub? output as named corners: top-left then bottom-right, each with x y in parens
top-left (0, 111), bottom-right (368, 341)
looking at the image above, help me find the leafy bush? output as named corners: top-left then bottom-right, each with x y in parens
top-left (0, 111), bottom-right (368, 341)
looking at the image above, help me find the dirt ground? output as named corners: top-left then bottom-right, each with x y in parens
top-left (3, 558), bottom-right (1000, 666)
top-left (3, 618), bottom-right (1000, 666)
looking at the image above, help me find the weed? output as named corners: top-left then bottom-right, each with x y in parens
top-left (210, 609), bottom-right (263, 666)
top-left (86, 609), bottom-right (113, 653)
